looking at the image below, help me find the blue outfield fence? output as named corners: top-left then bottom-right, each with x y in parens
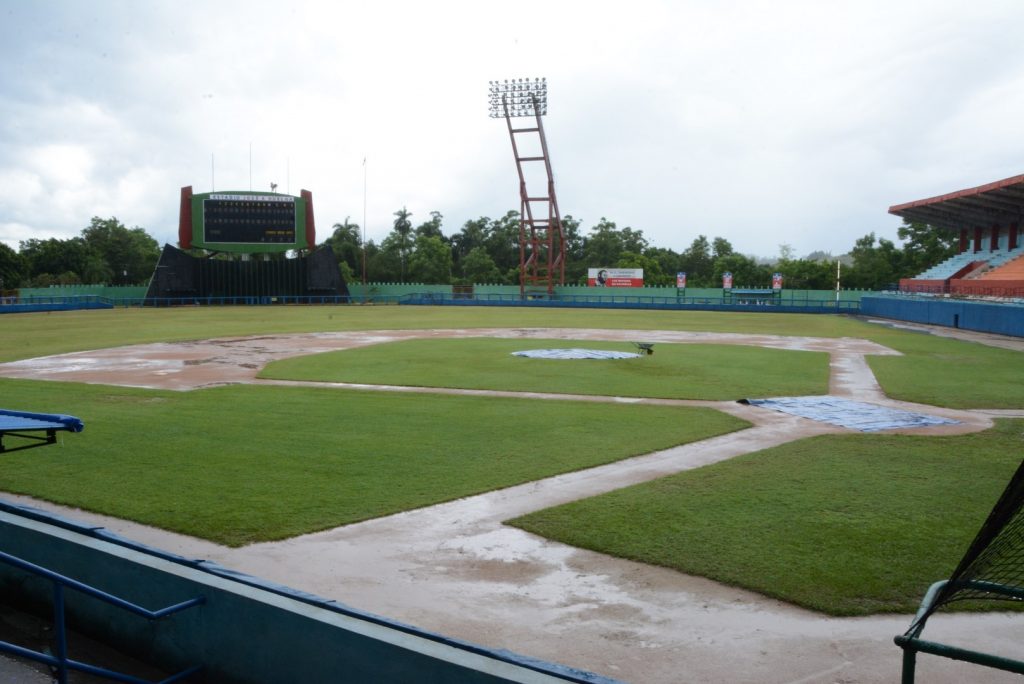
top-left (862, 294), bottom-right (1024, 337)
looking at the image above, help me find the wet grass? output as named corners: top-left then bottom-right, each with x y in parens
top-left (0, 377), bottom-right (747, 547)
top-left (509, 419), bottom-right (1024, 616)
top-left (2, 306), bottom-right (1020, 408)
top-left (0, 306), bottom-right (873, 363)
top-left (864, 332), bottom-right (1024, 409)
top-left (259, 338), bottom-right (829, 400)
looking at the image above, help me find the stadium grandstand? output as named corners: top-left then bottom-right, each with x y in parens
top-left (891, 173), bottom-right (1024, 298)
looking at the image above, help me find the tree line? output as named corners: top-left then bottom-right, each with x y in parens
top-left (325, 209), bottom-right (957, 290)
top-left (0, 217), bottom-right (161, 290)
top-left (0, 211), bottom-right (956, 292)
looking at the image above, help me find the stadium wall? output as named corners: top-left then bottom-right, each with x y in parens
top-left (15, 283), bottom-right (868, 306)
top-left (0, 501), bottom-right (616, 684)
top-left (861, 296), bottom-right (1024, 337)
top-left (346, 283), bottom-right (868, 303)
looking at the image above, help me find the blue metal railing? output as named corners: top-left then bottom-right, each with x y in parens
top-left (1, 292), bottom-right (862, 313)
top-left (0, 549), bottom-right (204, 684)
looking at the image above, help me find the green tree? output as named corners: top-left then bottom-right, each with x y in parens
top-left (0, 242), bottom-right (27, 289)
top-left (775, 258), bottom-right (836, 290)
top-left (679, 235), bottom-right (713, 286)
top-left (559, 215), bottom-right (586, 283)
top-left (845, 233), bottom-right (905, 289)
top-left (326, 217), bottom-right (362, 279)
top-left (712, 237), bottom-right (734, 259)
top-left (617, 251), bottom-right (669, 285)
top-left (80, 216), bottom-right (160, 285)
top-left (414, 211), bottom-right (445, 241)
top-left (451, 217), bottom-right (488, 261)
top-left (458, 246), bottom-right (502, 285)
top-left (897, 220), bottom-right (957, 275)
top-left (408, 235), bottom-right (453, 284)
top-left (484, 211), bottom-right (521, 279)
top-left (366, 238), bottom-right (402, 282)
top-left (713, 253), bottom-right (770, 288)
top-left (582, 218), bottom-right (648, 269)
top-left (20, 237), bottom-right (95, 285)
top-left (392, 207), bottom-right (414, 282)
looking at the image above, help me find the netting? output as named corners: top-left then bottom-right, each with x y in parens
top-left (917, 457), bottom-right (1024, 623)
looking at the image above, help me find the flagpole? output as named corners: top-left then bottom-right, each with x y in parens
top-left (362, 156), bottom-right (368, 285)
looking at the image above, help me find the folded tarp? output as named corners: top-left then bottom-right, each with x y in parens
top-left (740, 396), bottom-right (958, 432)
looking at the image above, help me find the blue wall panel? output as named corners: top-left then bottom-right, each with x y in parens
top-left (861, 297), bottom-right (1024, 338)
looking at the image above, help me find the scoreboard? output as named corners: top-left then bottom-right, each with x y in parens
top-left (179, 188), bottom-right (314, 254)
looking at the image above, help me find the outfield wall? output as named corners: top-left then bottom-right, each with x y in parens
top-left (18, 283), bottom-right (869, 304)
top-left (861, 295), bottom-right (1024, 337)
top-left (348, 283), bottom-right (869, 303)
top-left (0, 501), bottom-right (617, 684)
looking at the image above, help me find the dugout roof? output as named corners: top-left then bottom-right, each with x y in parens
top-left (888, 173), bottom-right (1024, 231)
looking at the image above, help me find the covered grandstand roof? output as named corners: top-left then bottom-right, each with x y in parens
top-left (889, 173), bottom-right (1024, 231)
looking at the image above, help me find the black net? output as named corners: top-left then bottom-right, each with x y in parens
top-left (927, 457), bottom-right (1024, 617)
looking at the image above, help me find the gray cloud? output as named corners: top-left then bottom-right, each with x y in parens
top-left (2, 0), bottom-right (1024, 259)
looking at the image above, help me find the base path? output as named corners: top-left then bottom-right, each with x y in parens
top-left (1, 328), bottom-right (1021, 683)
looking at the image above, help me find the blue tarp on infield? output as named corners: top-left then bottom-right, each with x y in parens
top-left (511, 349), bottom-right (643, 360)
top-left (742, 396), bottom-right (958, 432)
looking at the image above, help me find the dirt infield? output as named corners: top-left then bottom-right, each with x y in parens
top-left (2, 328), bottom-right (1022, 683)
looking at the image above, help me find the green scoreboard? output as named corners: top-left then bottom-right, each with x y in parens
top-left (178, 187), bottom-right (315, 254)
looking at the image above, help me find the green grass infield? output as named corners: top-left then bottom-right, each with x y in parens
top-left (0, 378), bottom-right (748, 547)
top-left (508, 419), bottom-right (1024, 616)
top-left (259, 338), bottom-right (830, 400)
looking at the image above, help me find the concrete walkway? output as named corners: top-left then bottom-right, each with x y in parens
top-left (2, 326), bottom-right (1023, 683)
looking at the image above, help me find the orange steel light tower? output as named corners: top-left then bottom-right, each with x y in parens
top-left (489, 78), bottom-right (565, 296)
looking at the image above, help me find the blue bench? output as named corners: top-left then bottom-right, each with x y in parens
top-left (0, 409), bottom-right (84, 453)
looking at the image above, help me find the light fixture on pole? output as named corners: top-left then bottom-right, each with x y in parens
top-left (488, 77), bottom-right (548, 119)
top-left (488, 77), bottom-right (564, 297)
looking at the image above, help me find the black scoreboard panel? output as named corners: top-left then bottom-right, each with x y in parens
top-left (203, 195), bottom-right (297, 244)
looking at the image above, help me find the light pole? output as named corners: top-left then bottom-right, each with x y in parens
top-left (488, 78), bottom-right (564, 296)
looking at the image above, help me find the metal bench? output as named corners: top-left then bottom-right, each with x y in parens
top-left (0, 409), bottom-right (84, 453)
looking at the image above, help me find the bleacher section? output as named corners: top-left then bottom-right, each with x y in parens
top-left (890, 174), bottom-right (1024, 299)
top-left (901, 245), bottom-right (1024, 296)
top-left (915, 251), bottom-right (982, 280)
top-left (978, 252), bottom-right (1024, 280)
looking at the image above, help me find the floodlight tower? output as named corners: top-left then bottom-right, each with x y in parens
top-left (489, 78), bottom-right (565, 297)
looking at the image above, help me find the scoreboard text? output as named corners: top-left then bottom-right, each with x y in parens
top-left (183, 189), bottom-right (311, 254)
top-left (203, 194), bottom-right (296, 245)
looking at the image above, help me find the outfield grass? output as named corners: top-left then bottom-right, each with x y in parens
top-left (0, 377), bottom-right (748, 547)
top-left (2, 306), bottom-right (1020, 408)
top-left (508, 419), bottom-right (1024, 616)
top-left (864, 332), bottom-right (1024, 409)
top-left (0, 306), bottom-right (876, 363)
top-left (259, 338), bottom-right (830, 400)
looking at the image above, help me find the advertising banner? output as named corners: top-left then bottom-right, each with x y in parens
top-left (772, 272), bottom-right (784, 290)
top-left (588, 268), bottom-right (644, 287)
top-left (676, 271), bottom-right (686, 288)
top-left (722, 272), bottom-right (733, 289)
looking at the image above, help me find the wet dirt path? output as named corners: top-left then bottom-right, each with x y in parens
top-left (1, 327), bottom-right (1021, 683)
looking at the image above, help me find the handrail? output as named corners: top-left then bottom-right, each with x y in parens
top-left (0, 549), bottom-right (203, 683)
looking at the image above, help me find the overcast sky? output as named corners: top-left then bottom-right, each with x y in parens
top-left (2, 0), bottom-right (1023, 259)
